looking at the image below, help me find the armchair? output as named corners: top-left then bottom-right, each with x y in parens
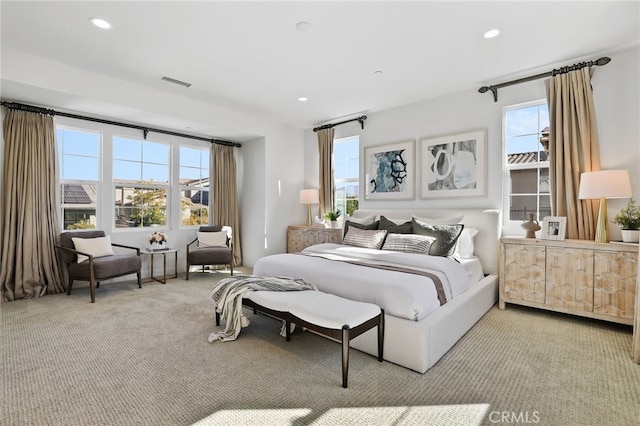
top-left (57, 230), bottom-right (142, 303)
top-left (186, 226), bottom-right (233, 279)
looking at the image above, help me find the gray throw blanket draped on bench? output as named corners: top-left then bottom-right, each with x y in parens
top-left (209, 275), bottom-right (317, 342)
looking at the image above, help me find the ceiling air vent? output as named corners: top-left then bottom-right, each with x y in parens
top-left (161, 76), bottom-right (192, 88)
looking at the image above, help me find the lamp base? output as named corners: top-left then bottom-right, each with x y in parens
top-left (306, 205), bottom-right (312, 227)
top-left (594, 196), bottom-right (609, 243)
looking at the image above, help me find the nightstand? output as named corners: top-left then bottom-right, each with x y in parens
top-left (287, 226), bottom-right (342, 253)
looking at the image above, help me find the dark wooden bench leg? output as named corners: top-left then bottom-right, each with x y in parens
top-left (215, 311), bottom-right (220, 326)
top-left (285, 319), bottom-right (291, 341)
top-left (378, 309), bottom-right (385, 362)
top-left (342, 325), bottom-right (350, 388)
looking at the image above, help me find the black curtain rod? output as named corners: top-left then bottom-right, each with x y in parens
top-left (478, 56), bottom-right (611, 102)
top-left (0, 101), bottom-right (242, 147)
top-left (313, 115), bottom-right (367, 132)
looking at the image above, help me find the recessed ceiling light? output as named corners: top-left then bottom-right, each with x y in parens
top-left (295, 21), bottom-right (312, 32)
top-left (374, 70), bottom-right (383, 75)
top-left (483, 29), bottom-right (500, 39)
top-left (90, 17), bottom-right (112, 29)
top-left (298, 97), bottom-right (308, 102)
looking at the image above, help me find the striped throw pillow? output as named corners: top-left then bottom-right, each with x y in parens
top-left (382, 233), bottom-right (435, 254)
top-left (343, 228), bottom-right (388, 249)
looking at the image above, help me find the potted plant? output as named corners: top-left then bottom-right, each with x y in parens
top-left (613, 198), bottom-right (640, 243)
top-left (324, 210), bottom-right (342, 228)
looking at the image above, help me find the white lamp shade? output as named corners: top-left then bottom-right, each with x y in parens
top-left (299, 189), bottom-right (319, 204)
top-left (578, 170), bottom-right (632, 200)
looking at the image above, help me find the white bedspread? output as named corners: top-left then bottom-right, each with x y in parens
top-left (252, 243), bottom-right (471, 321)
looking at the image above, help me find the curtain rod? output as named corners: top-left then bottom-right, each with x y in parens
top-left (0, 100), bottom-right (242, 147)
top-left (478, 56), bottom-right (611, 102)
top-left (313, 115), bottom-right (367, 132)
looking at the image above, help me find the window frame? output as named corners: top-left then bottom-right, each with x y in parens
top-left (57, 124), bottom-right (102, 230)
top-left (112, 135), bottom-right (171, 230)
top-left (333, 135), bottom-right (360, 216)
top-left (179, 144), bottom-right (210, 227)
top-left (502, 99), bottom-right (551, 226)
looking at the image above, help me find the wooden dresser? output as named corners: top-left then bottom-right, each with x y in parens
top-left (499, 237), bottom-right (638, 326)
top-left (286, 226), bottom-right (342, 253)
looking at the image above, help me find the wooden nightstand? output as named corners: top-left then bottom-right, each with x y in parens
top-left (287, 226), bottom-right (342, 253)
top-left (499, 237), bottom-right (637, 325)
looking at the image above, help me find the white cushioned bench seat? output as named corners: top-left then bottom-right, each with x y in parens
top-left (245, 290), bottom-right (319, 313)
top-left (240, 289), bottom-right (384, 388)
top-left (288, 293), bottom-right (382, 330)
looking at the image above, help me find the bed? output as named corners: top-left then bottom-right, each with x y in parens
top-left (252, 208), bottom-right (501, 373)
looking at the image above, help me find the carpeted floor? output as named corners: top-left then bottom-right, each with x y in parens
top-left (1, 269), bottom-right (639, 426)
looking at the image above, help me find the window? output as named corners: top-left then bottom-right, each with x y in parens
top-left (57, 127), bottom-right (100, 229)
top-left (113, 136), bottom-right (170, 228)
top-left (504, 101), bottom-right (551, 222)
top-left (180, 146), bottom-right (210, 226)
top-left (333, 136), bottom-right (360, 216)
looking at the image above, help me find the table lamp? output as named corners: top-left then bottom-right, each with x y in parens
top-left (578, 170), bottom-right (632, 243)
top-left (299, 189), bottom-right (319, 226)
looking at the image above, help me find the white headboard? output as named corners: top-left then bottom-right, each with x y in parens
top-left (352, 209), bottom-right (501, 275)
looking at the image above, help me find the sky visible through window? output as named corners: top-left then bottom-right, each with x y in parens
top-left (58, 128), bottom-right (100, 181)
top-left (505, 103), bottom-right (549, 155)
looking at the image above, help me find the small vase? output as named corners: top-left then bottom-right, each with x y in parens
top-left (521, 213), bottom-right (541, 238)
top-left (331, 221), bottom-right (338, 229)
top-left (621, 229), bottom-right (639, 243)
top-left (150, 241), bottom-right (166, 250)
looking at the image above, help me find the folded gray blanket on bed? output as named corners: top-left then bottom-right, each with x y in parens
top-left (209, 275), bottom-right (317, 342)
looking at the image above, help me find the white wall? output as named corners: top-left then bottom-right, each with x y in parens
top-left (303, 46), bottom-right (640, 241)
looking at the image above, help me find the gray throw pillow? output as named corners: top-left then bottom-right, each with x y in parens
top-left (411, 218), bottom-right (464, 257)
top-left (378, 215), bottom-right (412, 234)
top-left (343, 219), bottom-right (380, 237)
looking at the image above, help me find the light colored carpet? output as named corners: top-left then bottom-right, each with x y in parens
top-left (1, 269), bottom-right (639, 426)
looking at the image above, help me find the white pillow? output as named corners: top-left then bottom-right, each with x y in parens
top-left (72, 236), bottom-right (115, 263)
top-left (456, 227), bottom-right (479, 259)
top-left (382, 234), bottom-right (435, 254)
top-left (412, 215), bottom-right (464, 225)
top-left (198, 231), bottom-right (228, 247)
top-left (346, 214), bottom-right (376, 225)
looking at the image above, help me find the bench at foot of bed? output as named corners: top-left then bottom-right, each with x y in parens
top-left (217, 290), bottom-right (384, 388)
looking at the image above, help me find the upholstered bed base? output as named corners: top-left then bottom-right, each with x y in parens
top-left (349, 273), bottom-right (498, 373)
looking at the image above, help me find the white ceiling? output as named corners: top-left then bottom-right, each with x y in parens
top-left (1, 1), bottom-right (639, 141)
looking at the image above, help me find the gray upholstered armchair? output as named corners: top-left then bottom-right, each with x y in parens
top-left (57, 230), bottom-right (142, 303)
top-left (186, 226), bottom-right (233, 279)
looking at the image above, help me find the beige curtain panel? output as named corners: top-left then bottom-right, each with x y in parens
top-left (545, 67), bottom-right (601, 240)
top-left (317, 128), bottom-right (335, 216)
top-left (1, 109), bottom-right (65, 302)
top-left (635, 243), bottom-right (640, 364)
top-left (211, 144), bottom-right (242, 266)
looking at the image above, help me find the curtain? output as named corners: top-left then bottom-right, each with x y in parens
top-left (1, 109), bottom-right (65, 302)
top-left (545, 68), bottom-right (601, 240)
top-left (317, 128), bottom-right (335, 217)
top-left (634, 243), bottom-right (640, 364)
top-left (211, 144), bottom-right (242, 266)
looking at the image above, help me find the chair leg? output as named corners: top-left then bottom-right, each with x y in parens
top-left (67, 277), bottom-right (74, 295)
top-left (96, 282), bottom-right (100, 288)
top-left (137, 271), bottom-right (142, 288)
top-left (186, 261), bottom-right (189, 280)
top-left (90, 279), bottom-right (96, 303)
top-left (230, 262), bottom-right (234, 276)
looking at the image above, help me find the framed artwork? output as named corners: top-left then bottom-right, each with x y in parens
top-left (419, 130), bottom-right (486, 198)
top-left (541, 216), bottom-right (567, 240)
top-left (364, 140), bottom-right (414, 200)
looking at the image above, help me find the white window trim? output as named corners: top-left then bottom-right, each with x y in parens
top-left (502, 99), bottom-right (549, 226)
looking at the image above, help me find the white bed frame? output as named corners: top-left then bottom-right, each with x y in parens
top-left (345, 208), bottom-right (501, 373)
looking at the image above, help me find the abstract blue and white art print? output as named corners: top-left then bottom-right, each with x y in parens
top-left (420, 130), bottom-right (486, 198)
top-left (364, 140), bottom-right (414, 200)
